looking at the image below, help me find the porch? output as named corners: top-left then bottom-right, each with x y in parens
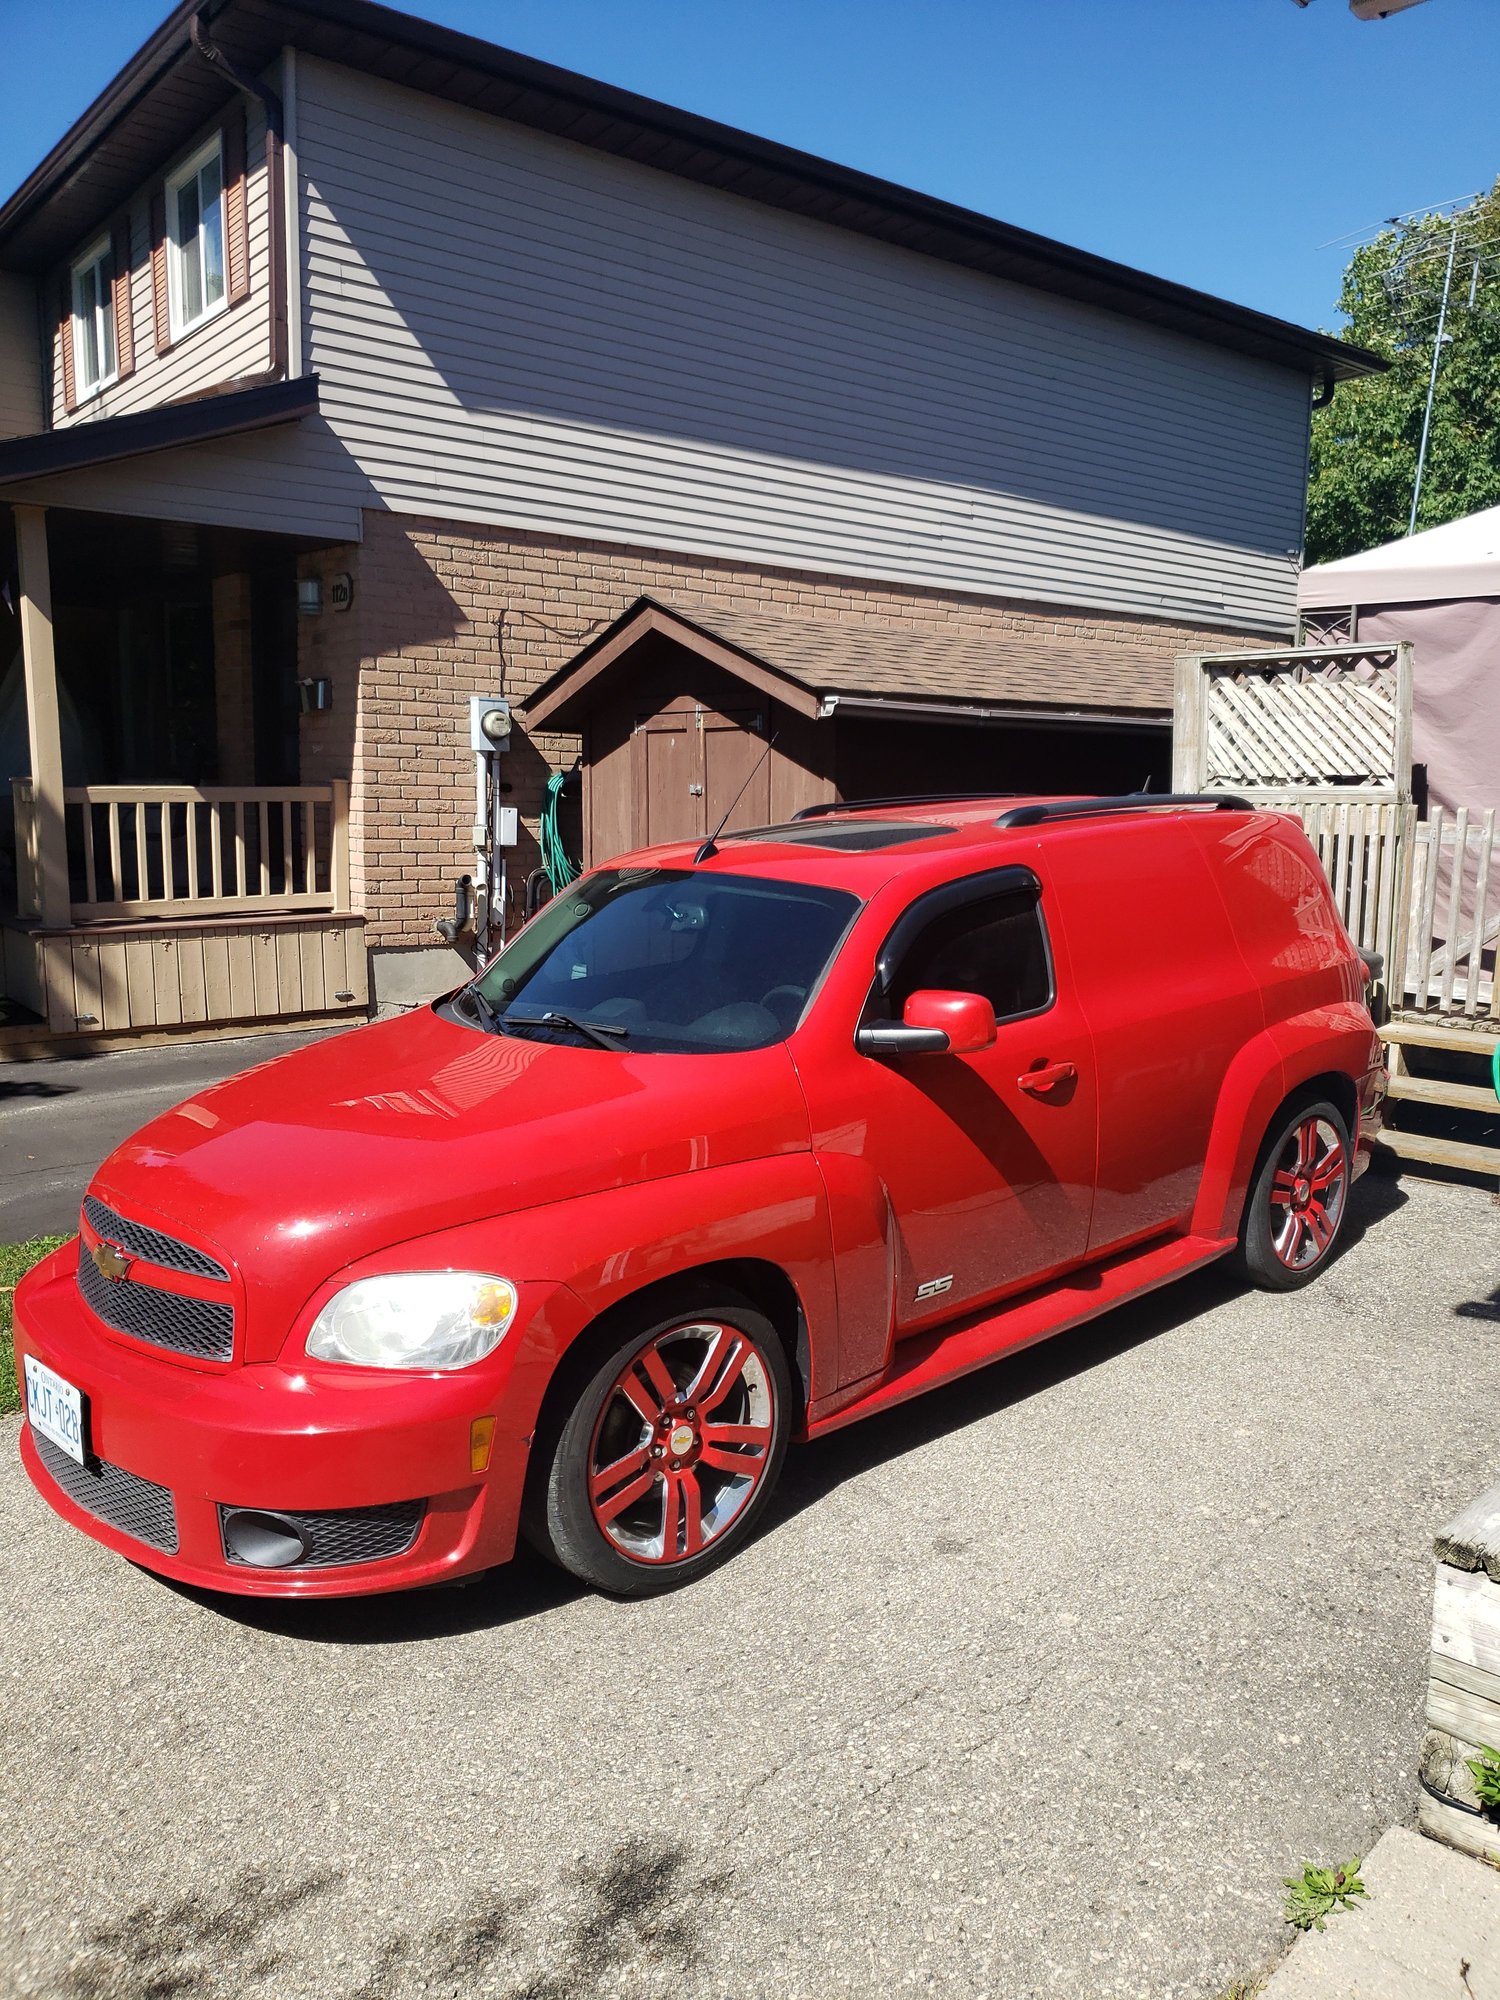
top-left (0, 498), bottom-right (366, 1049)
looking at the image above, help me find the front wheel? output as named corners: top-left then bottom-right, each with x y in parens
top-left (1234, 1097), bottom-right (1351, 1291)
top-left (529, 1298), bottom-right (793, 1596)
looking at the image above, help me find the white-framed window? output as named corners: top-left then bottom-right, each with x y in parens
top-left (70, 237), bottom-right (117, 398)
top-left (166, 135), bottom-right (226, 338)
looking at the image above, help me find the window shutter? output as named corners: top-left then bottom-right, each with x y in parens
top-left (111, 218), bottom-right (136, 380)
top-left (224, 107), bottom-right (250, 305)
top-left (150, 188), bottom-right (172, 355)
top-left (57, 272), bottom-right (78, 416)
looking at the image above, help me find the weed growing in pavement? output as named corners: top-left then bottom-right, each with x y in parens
top-left (1465, 1745), bottom-right (1500, 1813)
top-left (1282, 1858), bottom-right (1368, 1932)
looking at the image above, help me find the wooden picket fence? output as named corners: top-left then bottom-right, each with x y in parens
top-left (1276, 798), bottom-right (1415, 988)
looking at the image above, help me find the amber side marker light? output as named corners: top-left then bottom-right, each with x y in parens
top-left (470, 1416), bottom-right (497, 1473)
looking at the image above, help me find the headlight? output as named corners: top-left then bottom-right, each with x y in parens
top-left (306, 1272), bottom-right (517, 1371)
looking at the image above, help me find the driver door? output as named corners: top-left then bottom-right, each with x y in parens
top-left (805, 863), bottom-right (1098, 1340)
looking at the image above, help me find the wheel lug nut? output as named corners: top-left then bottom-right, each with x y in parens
top-left (651, 1446), bottom-right (664, 1458)
top-left (669, 1459), bottom-right (681, 1470)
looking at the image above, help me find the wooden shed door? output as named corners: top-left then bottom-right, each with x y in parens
top-left (634, 704), bottom-right (768, 848)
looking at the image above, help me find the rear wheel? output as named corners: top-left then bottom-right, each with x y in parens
top-left (530, 1298), bottom-right (793, 1596)
top-left (1235, 1097), bottom-right (1351, 1291)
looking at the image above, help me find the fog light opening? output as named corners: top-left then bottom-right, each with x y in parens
top-left (221, 1508), bottom-right (313, 1568)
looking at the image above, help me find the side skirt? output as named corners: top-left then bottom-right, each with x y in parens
top-left (804, 1231), bottom-right (1235, 1439)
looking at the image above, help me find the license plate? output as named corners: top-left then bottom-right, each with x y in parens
top-left (24, 1356), bottom-right (86, 1466)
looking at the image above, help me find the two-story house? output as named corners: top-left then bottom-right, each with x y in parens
top-left (0, 0), bottom-right (1381, 1044)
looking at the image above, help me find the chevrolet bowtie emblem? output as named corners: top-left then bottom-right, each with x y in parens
top-left (91, 1240), bottom-right (133, 1283)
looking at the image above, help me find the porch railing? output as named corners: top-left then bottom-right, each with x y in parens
top-left (13, 778), bottom-right (351, 922)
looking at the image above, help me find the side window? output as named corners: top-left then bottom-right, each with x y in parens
top-left (166, 136), bottom-right (226, 337)
top-left (889, 890), bottom-right (1052, 1022)
top-left (70, 238), bottom-right (117, 398)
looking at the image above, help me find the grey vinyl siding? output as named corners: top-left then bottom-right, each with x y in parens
top-left (0, 273), bottom-right (42, 438)
top-left (51, 101), bottom-right (273, 429)
top-left (296, 57), bottom-right (1309, 633)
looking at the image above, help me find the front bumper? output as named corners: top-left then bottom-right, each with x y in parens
top-left (13, 1246), bottom-right (574, 1598)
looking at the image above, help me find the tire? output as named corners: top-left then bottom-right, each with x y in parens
top-left (1234, 1096), bottom-right (1352, 1292)
top-left (528, 1295), bottom-right (794, 1597)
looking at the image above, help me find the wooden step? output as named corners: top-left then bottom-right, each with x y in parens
top-left (1374, 1127), bottom-right (1500, 1175)
top-left (1383, 1019), bottom-right (1499, 1056)
top-left (1387, 1073), bottom-right (1500, 1113)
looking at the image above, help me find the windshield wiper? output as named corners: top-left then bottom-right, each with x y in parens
top-left (536, 1008), bottom-right (630, 1051)
top-left (457, 983), bottom-right (505, 1034)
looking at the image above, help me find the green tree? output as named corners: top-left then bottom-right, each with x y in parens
top-left (1305, 179), bottom-right (1500, 566)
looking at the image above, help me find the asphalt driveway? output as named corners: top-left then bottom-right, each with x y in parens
top-left (2, 1171), bottom-right (1498, 2000)
top-left (0, 1029), bottom-right (350, 1241)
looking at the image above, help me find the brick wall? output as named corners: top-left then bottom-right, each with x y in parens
top-left (300, 509), bottom-right (1255, 949)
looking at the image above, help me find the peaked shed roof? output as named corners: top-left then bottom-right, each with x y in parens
top-left (0, 0), bottom-right (1381, 389)
top-left (1298, 504), bottom-right (1500, 609)
top-left (522, 598), bottom-right (1175, 731)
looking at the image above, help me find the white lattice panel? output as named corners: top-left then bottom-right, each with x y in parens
top-left (1204, 655), bottom-right (1400, 788)
top-left (1174, 643), bottom-right (1413, 802)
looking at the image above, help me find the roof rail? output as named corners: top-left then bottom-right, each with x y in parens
top-left (791, 793), bottom-right (1007, 822)
top-left (994, 792), bottom-right (1253, 829)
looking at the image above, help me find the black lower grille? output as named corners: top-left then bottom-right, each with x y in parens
top-left (220, 1500), bottom-right (426, 1569)
top-left (77, 1243), bottom-right (234, 1361)
top-left (33, 1433), bottom-right (179, 1554)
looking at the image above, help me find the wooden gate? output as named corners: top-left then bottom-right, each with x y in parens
top-left (1402, 808), bottom-right (1499, 1024)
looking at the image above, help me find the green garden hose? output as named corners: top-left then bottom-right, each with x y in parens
top-left (540, 769), bottom-right (577, 896)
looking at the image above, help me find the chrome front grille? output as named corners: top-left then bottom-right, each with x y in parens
top-left (34, 1433), bottom-right (179, 1554)
top-left (83, 1196), bottom-right (228, 1280)
top-left (77, 1241), bottom-right (234, 1361)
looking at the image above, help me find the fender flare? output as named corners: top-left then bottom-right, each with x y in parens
top-left (485, 1153), bottom-right (838, 1409)
top-left (1191, 1005), bottom-right (1373, 1243)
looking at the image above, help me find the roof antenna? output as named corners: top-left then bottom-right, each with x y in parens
top-left (694, 729), bottom-right (779, 863)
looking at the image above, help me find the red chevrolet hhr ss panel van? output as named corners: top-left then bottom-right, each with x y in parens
top-left (15, 794), bottom-right (1385, 1599)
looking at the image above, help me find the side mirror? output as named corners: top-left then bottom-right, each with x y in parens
top-left (855, 988), bottom-right (997, 1059)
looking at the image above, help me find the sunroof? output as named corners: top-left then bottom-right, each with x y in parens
top-left (730, 820), bottom-right (956, 852)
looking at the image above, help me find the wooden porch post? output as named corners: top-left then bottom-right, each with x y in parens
top-left (13, 503), bottom-right (70, 929)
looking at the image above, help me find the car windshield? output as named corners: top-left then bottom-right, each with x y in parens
top-left (465, 868), bottom-right (859, 1053)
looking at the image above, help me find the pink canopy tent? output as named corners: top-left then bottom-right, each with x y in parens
top-left (1298, 506), bottom-right (1500, 820)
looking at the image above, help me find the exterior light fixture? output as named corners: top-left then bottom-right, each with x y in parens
top-left (297, 577), bottom-right (323, 616)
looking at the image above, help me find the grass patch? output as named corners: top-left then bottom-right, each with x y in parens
top-left (0, 1238), bottom-right (69, 1417)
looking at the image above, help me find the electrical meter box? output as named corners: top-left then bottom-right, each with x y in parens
top-left (469, 696), bottom-right (511, 754)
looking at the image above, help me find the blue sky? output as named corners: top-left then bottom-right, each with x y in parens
top-left (2, 0), bottom-right (1495, 332)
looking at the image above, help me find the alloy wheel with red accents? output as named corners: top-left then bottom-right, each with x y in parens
top-left (531, 1297), bottom-right (793, 1595)
top-left (1267, 1113), bottom-right (1348, 1272)
top-left (1236, 1097), bottom-right (1352, 1293)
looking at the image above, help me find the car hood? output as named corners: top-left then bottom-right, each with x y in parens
top-left (89, 1007), bottom-right (810, 1358)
